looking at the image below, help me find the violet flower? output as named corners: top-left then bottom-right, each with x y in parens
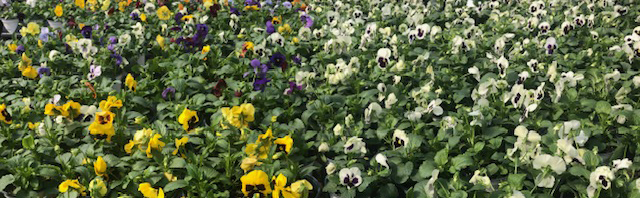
top-left (293, 55), bottom-right (301, 64)
top-left (111, 53), bottom-right (123, 65)
top-left (81, 26), bottom-right (92, 38)
top-left (253, 78), bottom-right (271, 91)
top-left (130, 12), bottom-right (140, 21)
top-left (87, 64), bottom-right (102, 80)
top-left (270, 53), bottom-right (288, 71)
top-left (109, 36), bottom-right (118, 44)
top-left (37, 67), bottom-right (51, 77)
top-left (162, 87), bottom-right (176, 100)
top-left (284, 81), bottom-right (304, 95)
top-left (266, 21), bottom-right (275, 34)
top-left (39, 27), bottom-right (50, 42)
top-left (174, 12), bottom-right (183, 24)
top-left (283, 1), bottom-right (292, 9)
top-left (16, 45), bottom-right (25, 54)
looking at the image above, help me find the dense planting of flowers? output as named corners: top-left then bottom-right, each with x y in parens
top-left (1, 0), bottom-right (640, 197)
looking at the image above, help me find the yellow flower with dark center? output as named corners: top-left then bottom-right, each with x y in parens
top-left (78, 23), bottom-right (85, 29)
top-left (178, 108), bottom-right (199, 132)
top-left (202, 45), bottom-right (210, 54)
top-left (172, 136), bottom-right (188, 155)
top-left (274, 135), bottom-right (293, 154)
top-left (75, 0), bottom-right (85, 9)
top-left (181, 15), bottom-right (194, 21)
top-left (243, 42), bottom-right (255, 52)
top-left (156, 35), bottom-right (165, 50)
top-left (8, 44), bottom-right (17, 52)
top-left (94, 156), bottom-right (107, 177)
top-left (21, 66), bottom-right (38, 79)
top-left (59, 179), bottom-right (87, 196)
top-left (54, 5), bottom-right (63, 17)
top-left (89, 178), bottom-right (108, 197)
top-left (156, 6), bottom-right (171, 20)
top-left (245, 128), bottom-right (273, 159)
top-left (241, 170), bottom-right (272, 197)
top-left (125, 73), bottom-right (137, 91)
top-left (240, 156), bottom-right (262, 173)
top-left (272, 174), bottom-right (299, 198)
top-left (19, 53), bottom-right (32, 71)
top-left (140, 13), bottom-right (147, 22)
top-left (99, 96), bottom-right (123, 112)
top-left (28, 122), bottom-right (40, 129)
top-left (146, 133), bottom-right (165, 158)
top-left (88, 111), bottom-right (115, 142)
top-left (243, 5), bottom-right (259, 10)
top-left (138, 183), bottom-right (164, 198)
top-left (0, 104), bottom-right (12, 124)
top-left (272, 16), bottom-right (282, 25)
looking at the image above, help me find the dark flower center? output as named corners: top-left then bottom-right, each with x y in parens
top-left (346, 144), bottom-right (354, 150)
top-left (378, 57), bottom-right (388, 68)
top-left (394, 137), bottom-right (405, 148)
top-left (1, 110), bottom-right (11, 122)
top-left (276, 144), bottom-right (287, 153)
top-left (98, 114), bottom-right (111, 124)
top-left (187, 116), bottom-right (197, 131)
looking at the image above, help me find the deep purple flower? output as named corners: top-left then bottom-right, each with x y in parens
top-left (16, 45), bottom-right (25, 54)
top-left (266, 21), bottom-right (275, 34)
top-left (81, 26), bottom-right (92, 38)
top-left (246, 59), bottom-right (269, 78)
top-left (39, 27), bottom-right (50, 42)
top-left (109, 36), bottom-right (118, 44)
top-left (170, 26), bottom-right (182, 31)
top-left (162, 87), bottom-right (176, 100)
top-left (285, 81), bottom-right (304, 95)
top-left (192, 24), bottom-right (209, 44)
top-left (37, 67), bottom-right (51, 77)
top-left (174, 12), bottom-right (183, 24)
top-left (283, 1), bottom-right (292, 8)
top-left (230, 7), bottom-right (241, 15)
top-left (130, 12), bottom-right (140, 21)
top-left (209, 4), bottom-right (221, 17)
top-left (293, 55), bottom-right (301, 64)
top-left (111, 53), bottom-right (123, 65)
top-left (65, 44), bottom-right (73, 54)
top-left (108, 44), bottom-right (116, 51)
top-left (253, 78), bottom-right (271, 91)
top-left (270, 53), bottom-right (288, 71)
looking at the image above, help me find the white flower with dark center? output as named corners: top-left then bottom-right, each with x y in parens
top-left (495, 56), bottom-right (509, 78)
top-left (516, 71), bottom-right (529, 85)
top-left (560, 21), bottom-right (574, 35)
top-left (79, 105), bottom-right (97, 122)
top-left (590, 31), bottom-right (599, 40)
top-left (589, 166), bottom-right (614, 190)
top-left (76, 39), bottom-right (98, 59)
top-left (344, 136), bottom-right (367, 154)
top-left (544, 37), bottom-right (557, 55)
top-left (527, 17), bottom-right (539, 30)
top-left (424, 169), bottom-right (439, 198)
top-left (376, 48), bottom-right (392, 68)
top-left (392, 129), bottom-right (408, 149)
top-left (416, 24), bottom-right (430, 40)
top-left (269, 33), bottom-right (285, 47)
top-left (426, 99), bottom-right (443, 116)
top-left (538, 22), bottom-right (551, 34)
top-left (375, 153), bottom-right (389, 169)
top-left (612, 158), bottom-right (632, 172)
top-left (339, 167), bottom-right (362, 189)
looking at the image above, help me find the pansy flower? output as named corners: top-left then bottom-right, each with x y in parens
top-left (270, 53), bottom-right (287, 71)
top-left (274, 135), bottom-right (293, 154)
top-left (146, 133), bottom-right (165, 158)
top-left (241, 170), bottom-right (272, 197)
top-left (88, 64), bottom-right (102, 80)
top-left (99, 96), bottom-right (123, 112)
top-left (94, 156), bottom-right (107, 177)
top-left (156, 5), bottom-right (171, 20)
top-left (177, 108), bottom-right (199, 132)
top-left (125, 73), bottom-right (137, 91)
top-left (89, 178), bottom-right (108, 197)
top-left (138, 183), bottom-right (164, 198)
top-left (376, 48), bottom-right (391, 68)
top-left (88, 111), bottom-right (116, 142)
top-left (0, 104), bottom-right (12, 124)
top-left (162, 87), bottom-right (176, 100)
top-left (392, 129), bottom-right (408, 149)
top-left (172, 136), bottom-right (189, 156)
top-left (59, 179), bottom-right (87, 196)
top-left (339, 167), bottom-right (362, 189)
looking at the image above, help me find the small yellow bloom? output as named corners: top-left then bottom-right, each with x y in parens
top-left (146, 133), bottom-right (165, 158)
top-left (172, 136), bottom-right (188, 155)
top-left (274, 135), bottom-right (294, 154)
top-left (0, 104), bottom-right (12, 124)
top-left (243, 5), bottom-right (259, 10)
top-left (240, 156), bottom-right (262, 173)
top-left (241, 170), bottom-right (272, 197)
top-left (118, 1), bottom-right (127, 12)
top-left (272, 174), bottom-right (298, 198)
top-left (271, 116), bottom-right (277, 122)
top-left (19, 53), bottom-right (32, 71)
top-left (38, 40), bottom-right (43, 48)
top-left (140, 13), bottom-right (147, 22)
top-left (181, 15), bottom-right (194, 21)
top-left (89, 178), bottom-right (108, 197)
top-left (54, 5), bottom-right (64, 17)
top-left (202, 45), bottom-right (210, 54)
top-left (124, 140), bottom-right (136, 154)
top-left (138, 183), bottom-right (164, 198)
top-left (178, 108), bottom-right (199, 132)
top-left (78, 23), bottom-right (85, 29)
top-left (99, 96), bottom-right (123, 112)
top-left (164, 172), bottom-right (177, 182)
top-left (156, 35), bottom-right (166, 50)
top-left (22, 66), bottom-right (38, 79)
top-left (28, 122), bottom-right (40, 130)
top-left (7, 44), bottom-right (17, 52)
top-left (272, 16), bottom-right (282, 25)
top-left (157, 6), bottom-right (171, 20)
top-left (94, 156), bottom-right (107, 177)
top-left (292, 37), bottom-right (300, 44)
top-left (59, 180), bottom-right (87, 196)
top-left (88, 111), bottom-right (116, 142)
top-left (101, 0), bottom-right (111, 10)
top-left (125, 73), bottom-right (137, 91)
top-left (75, 0), bottom-right (85, 9)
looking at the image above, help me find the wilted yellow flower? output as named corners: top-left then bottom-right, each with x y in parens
top-left (125, 73), bottom-right (137, 91)
top-left (164, 172), bottom-right (177, 182)
top-left (172, 136), bottom-right (188, 155)
top-left (240, 156), bottom-right (262, 172)
top-left (94, 156), bottom-right (107, 177)
top-left (54, 5), bottom-right (64, 16)
top-left (138, 183), bottom-right (164, 198)
top-left (99, 96), bottom-right (123, 112)
top-left (157, 6), bottom-right (171, 20)
top-left (19, 53), bottom-right (32, 71)
top-left (59, 180), bottom-right (87, 196)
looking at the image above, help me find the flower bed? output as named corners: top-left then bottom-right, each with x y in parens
top-left (1, 0), bottom-right (640, 197)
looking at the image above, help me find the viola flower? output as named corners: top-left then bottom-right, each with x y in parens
top-left (125, 73), bottom-right (137, 91)
top-left (81, 26), bottom-right (92, 38)
top-left (0, 104), bottom-right (12, 124)
top-left (54, 4), bottom-right (64, 16)
top-left (39, 27), bottom-right (50, 42)
top-left (177, 108), bottom-right (199, 132)
top-left (375, 153), bottom-right (389, 169)
top-left (376, 48), bottom-right (391, 68)
top-left (94, 156), bottom-right (107, 177)
top-left (588, 166), bottom-right (614, 193)
top-left (99, 96), bottom-right (123, 112)
top-left (162, 86), bottom-right (176, 100)
top-left (209, 4), bottom-right (221, 17)
top-left (241, 156), bottom-right (262, 172)
top-left (156, 35), bottom-right (166, 50)
top-left (344, 136), bottom-right (367, 154)
top-left (339, 167), bottom-right (362, 189)
top-left (78, 105), bottom-right (97, 122)
top-left (138, 183), bottom-right (164, 198)
top-left (392, 129), bottom-right (408, 149)
top-left (146, 133), bottom-right (165, 158)
top-left (274, 135), bottom-right (293, 154)
top-left (89, 178), bottom-right (108, 197)
top-left (270, 53), bottom-right (288, 71)
top-left (253, 78), bottom-right (271, 91)
top-left (16, 45), bottom-right (25, 54)
top-left (38, 66), bottom-right (51, 77)
top-left (284, 82), bottom-right (304, 95)
top-left (272, 174), bottom-right (298, 198)
top-left (266, 21), bottom-right (276, 34)
top-left (156, 6), bottom-right (171, 20)
top-left (59, 179), bottom-right (87, 196)
top-left (174, 12), bottom-right (183, 24)
top-left (545, 37), bottom-right (557, 55)
top-left (172, 136), bottom-right (189, 155)
top-left (22, 66), bottom-right (39, 79)
top-left (469, 170), bottom-right (494, 191)
top-left (87, 64), bottom-right (101, 80)
top-left (241, 170), bottom-right (272, 197)
top-left (88, 111), bottom-right (115, 142)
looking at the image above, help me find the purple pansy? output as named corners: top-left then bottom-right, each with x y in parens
top-left (37, 67), bottom-right (51, 77)
top-left (162, 87), bottom-right (176, 100)
top-left (81, 26), bottom-right (92, 38)
top-left (87, 64), bottom-right (102, 80)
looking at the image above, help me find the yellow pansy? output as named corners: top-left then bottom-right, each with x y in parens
top-left (88, 111), bottom-right (116, 142)
top-left (19, 53), bottom-right (32, 71)
top-left (202, 45), bottom-right (210, 54)
top-left (94, 156), bottom-right (107, 177)
top-left (172, 136), bottom-right (188, 155)
top-left (272, 16), bottom-right (282, 25)
top-left (54, 5), bottom-right (63, 17)
top-left (125, 73), bottom-right (137, 91)
top-left (75, 0), bottom-right (85, 9)
top-left (140, 13), bottom-right (147, 22)
top-left (243, 42), bottom-right (255, 51)
top-left (28, 122), bottom-right (40, 130)
top-left (244, 5), bottom-right (259, 10)
top-left (240, 156), bottom-right (262, 173)
top-left (89, 178), bottom-right (108, 197)
top-left (59, 179), bottom-right (87, 196)
top-left (146, 133), bottom-right (165, 158)
top-left (118, 1), bottom-right (127, 12)
top-left (278, 24), bottom-right (292, 34)
top-left (272, 174), bottom-right (298, 198)
top-left (78, 23), bottom-right (85, 29)
top-left (290, 180), bottom-right (313, 195)
top-left (38, 40), bottom-right (43, 48)
top-left (101, 0), bottom-right (111, 10)
top-left (99, 96), bottom-right (123, 112)
top-left (138, 183), bottom-right (164, 198)
top-left (245, 128), bottom-right (273, 159)
top-left (0, 104), bottom-right (12, 124)
top-left (292, 37), bottom-right (299, 44)
top-left (156, 35), bottom-right (165, 50)
top-left (178, 108), bottom-right (199, 132)
top-left (7, 44), bottom-right (17, 52)
top-left (22, 66), bottom-right (38, 79)
top-left (274, 135), bottom-right (293, 154)
top-left (181, 15), bottom-right (194, 21)
top-left (157, 6), bottom-right (171, 20)
top-left (241, 170), bottom-right (272, 197)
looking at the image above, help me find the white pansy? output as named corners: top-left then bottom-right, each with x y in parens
top-left (589, 166), bottom-right (614, 190)
top-left (469, 170), bottom-right (494, 192)
top-left (557, 138), bottom-right (584, 164)
top-left (535, 173), bottom-right (555, 188)
top-left (37, 122), bottom-right (46, 137)
top-left (333, 124), bottom-right (343, 136)
top-left (375, 153), bottom-right (389, 169)
top-left (611, 104), bottom-right (632, 124)
top-left (364, 102), bottom-right (382, 124)
top-left (574, 130), bottom-right (589, 147)
top-left (424, 169), bottom-right (439, 198)
top-left (468, 66), bottom-right (480, 81)
top-left (425, 99), bottom-right (443, 116)
top-left (326, 162), bottom-right (336, 175)
top-left (344, 136), bottom-right (367, 154)
top-left (612, 158), bottom-right (632, 172)
top-left (510, 190), bottom-right (525, 198)
top-left (318, 142), bottom-right (330, 153)
top-left (533, 154), bottom-right (566, 174)
top-left (385, 93), bottom-right (398, 109)
top-left (604, 69), bottom-right (621, 82)
top-left (339, 167), bottom-right (362, 189)
top-left (376, 48), bottom-right (392, 68)
top-left (392, 129), bottom-right (408, 149)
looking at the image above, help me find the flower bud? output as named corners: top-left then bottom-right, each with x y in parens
top-left (326, 162), bottom-right (336, 175)
top-left (318, 142), bottom-right (330, 152)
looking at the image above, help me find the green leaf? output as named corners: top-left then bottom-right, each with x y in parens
top-left (22, 135), bottom-right (35, 150)
top-left (595, 101), bottom-right (611, 114)
top-left (164, 180), bottom-right (189, 192)
top-left (450, 155), bottom-right (473, 172)
top-left (483, 127), bottom-right (507, 139)
top-left (170, 158), bottom-right (187, 168)
top-left (378, 183), bottom-right (399, 197)
top-left (435, 148), bottom-right (448, 167)
top-left (569, 166), bottom-right (591, 178)
top-left (418, 160), bottom-right (436, 179)
top-left (508, 174), bottom-right (526, 190)
top-left (582, 151), bottom-right (601, 168)
top-left (0, 174), bottom-right (15, 191)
